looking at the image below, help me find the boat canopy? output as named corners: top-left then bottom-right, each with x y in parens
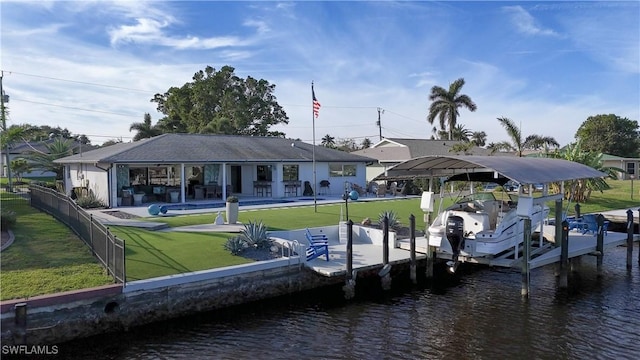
top-left (373, 155), bottom-right (607, 185)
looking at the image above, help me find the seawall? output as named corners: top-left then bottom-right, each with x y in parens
top-left (0, 258), bottom-right (342, 346)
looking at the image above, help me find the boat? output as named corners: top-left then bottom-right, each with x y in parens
top-left (427, 177), bottom-right (548, 272)
top-left (374, 155), bottom-right (607, 272)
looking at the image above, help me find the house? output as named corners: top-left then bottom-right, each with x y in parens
top-left (0, 139), bottom-right (94, 179)
top-left (352, 138), bottom-right (493, 182)
top-left (53, 133), bottom-right (375, 208)
top-left (601, 154), bottom-right (639, 180)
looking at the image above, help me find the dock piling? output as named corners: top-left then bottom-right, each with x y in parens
top-left (521, 218), bottom-right (531, 297)
top-left (596, 214), bottom-right (605, 276)
top-left (343, 220), bottom-right (356, 300)
top-left (554, 199), bottom-right (563, 248)
top-left (380, 216), bottom-right (392, 290)
top-left (409, 214), bottom-right (416, 284)
top-left (627, 210), bottom-right (634, 271)
top-left (559, 220), bottom-right (569, 288)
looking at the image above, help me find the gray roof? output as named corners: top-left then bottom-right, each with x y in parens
top-left (376, 155), bottom-right (606, 185)
top-left (4, 139), bottom-right (95, 155)
top-left (352, 138), bottom-right (491, 163)
top-left (54, 134), bottom-right (375, 164)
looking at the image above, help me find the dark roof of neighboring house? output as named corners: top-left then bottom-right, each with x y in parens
top-left (4, 139), bottom-right (95, 155)
top-left (54, 134), bottom-right (375, 164)
top-left (352, 138), bottom-right (492, 162)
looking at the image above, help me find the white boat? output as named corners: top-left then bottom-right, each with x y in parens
top-left (427, 183), bottom-right (548, 270)
top-left (375, 155), bottom-right (607, 272)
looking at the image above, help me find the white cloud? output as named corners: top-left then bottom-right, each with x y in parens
top-left (503, 5), bottom-right (559, 37)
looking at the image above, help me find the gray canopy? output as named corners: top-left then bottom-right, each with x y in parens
top-left (374, 155), bottom-right (606, 185)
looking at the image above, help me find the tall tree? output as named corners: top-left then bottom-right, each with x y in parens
top-left (551, 139), bottom-right (621, 202)
top-left (427, 78), bottom-right (477, 140)
top-left (360, 138), bottom-right (372, 149)
top-left (24, 137), bottom-right (74, 180)
top-left (575, 114), bottom-right (640, 157)
top-left (494, 117), bottom-right (559, 156)
top-left (151, 66), bottom-right (289, 137)
top-left (471, 131), bottom-right (487, 147)
top-left (321, 134), bottom-right (336, 148)
top-left (129, 113), bottom-right (161, 141)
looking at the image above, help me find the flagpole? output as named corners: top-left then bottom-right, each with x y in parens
top-left (312, 81), bottom-right (317, 212)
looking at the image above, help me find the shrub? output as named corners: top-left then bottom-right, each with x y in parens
top-left (76, 192), bottom-right (106, 209)
top-left (378, 210), bottom-right (401, 230)
top-left (240, 220), bottom-right (272, 249)
top-left (1, 209), bottom-right (17, 230)
top-left (224, 236), bottom-right (248, 255)
top-left (226, 195), bottom-right (239, 203)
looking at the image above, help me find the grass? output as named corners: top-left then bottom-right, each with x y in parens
top-left (1, 179), bottom-right (637, 297)
top-left (0, 194), bottom-right (113, 300)
top-left (114, 198), bottom-right (426, 281)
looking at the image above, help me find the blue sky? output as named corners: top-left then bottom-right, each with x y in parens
top-left (2, 1), bottom-right (638, 146)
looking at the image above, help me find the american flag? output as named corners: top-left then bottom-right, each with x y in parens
top-left (312, 86), bottom-right (321, 118)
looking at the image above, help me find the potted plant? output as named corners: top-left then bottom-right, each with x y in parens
top-left (225, 195), bottom-right (239, 224)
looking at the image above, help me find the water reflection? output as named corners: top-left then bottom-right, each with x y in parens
top-left (62, 245), bottom-right (639, 359)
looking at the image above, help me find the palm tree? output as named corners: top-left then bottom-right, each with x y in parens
top-left (496, 117), bottom-right (560, 157)
top-left (471, 131), bottom-right (487, 147)
top-left (551, 139), bottom-right (621, 202)
top-left (321, 134), bottom-right (336, 148)
top-left (427, 78), bottom-right (477, 140)
top-left (25, 137), bottom-right (74, 180)
top-left (451, 124), bottom-right (472, 142)
top-left (495, 117), bottom-right (525, 156)
top-left (129, 113), bottom-right (161, 141)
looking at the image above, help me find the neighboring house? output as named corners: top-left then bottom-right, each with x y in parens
top-left (602, 154), bottom-right (638, 180)
top-left (0, 139), bottom-right (92, 179)
top-left (54, 133), bottom-right (375, 208)
top-left (352, 138), bottom-right (493, 182)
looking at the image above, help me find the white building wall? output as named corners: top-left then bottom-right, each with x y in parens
top-left (68, 163), bottom-right (109, 204)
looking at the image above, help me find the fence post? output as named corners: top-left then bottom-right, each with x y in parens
top-left (106, 227), bottom-right (111, 278)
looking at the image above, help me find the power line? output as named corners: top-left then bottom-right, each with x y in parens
top-left (1, 70), bottom-right (152, 93)
top-left (13, 98), bottom-right (144, 118)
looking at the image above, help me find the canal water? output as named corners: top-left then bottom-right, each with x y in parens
top-left (62, 245), bottom-right (639, 359)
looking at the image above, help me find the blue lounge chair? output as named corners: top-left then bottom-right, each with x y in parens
top-left (305, 228), bottom-right (329, 261)
top-left (581, 214), bottom-right (609, 236)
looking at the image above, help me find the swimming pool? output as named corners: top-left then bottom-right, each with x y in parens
top-left (163, 199), bottom-right (296, 211)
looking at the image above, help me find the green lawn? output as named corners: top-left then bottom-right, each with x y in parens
top-left (1, 179), bottom-right (637, 298)
top-left (0, 194), bottom-right (113, 300)
top-left (114, 198), bottom-right (426, 281)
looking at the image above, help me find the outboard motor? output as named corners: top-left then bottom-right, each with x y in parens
top-left (446, 215), bottom-right (464, 273)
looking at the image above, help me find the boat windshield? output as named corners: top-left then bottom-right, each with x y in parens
top-left (457, 192), bottom-right (497, 203)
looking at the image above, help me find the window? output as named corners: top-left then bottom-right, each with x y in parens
top-left (329, 164), bottom-right (357, 177)
top-left (627, 162), bottom-right (636, 176)
top-left (283, 165), bottom-right (299, 181)
top-left (257, 165), bottom-right (273, 181)
top-left (130, 167), bottom-right (148, 185)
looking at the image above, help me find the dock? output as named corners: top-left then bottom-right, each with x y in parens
top-left (305, 243), bottom-right (426, 277)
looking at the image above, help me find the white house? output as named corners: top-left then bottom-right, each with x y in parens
top-left (54, 134), bottom-right (375, 208)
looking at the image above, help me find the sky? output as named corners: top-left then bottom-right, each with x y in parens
top-left (1, 1), bottom-right (639, 147)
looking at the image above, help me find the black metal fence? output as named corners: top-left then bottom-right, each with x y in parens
top-left (29, 184), bottom-right (125, 284)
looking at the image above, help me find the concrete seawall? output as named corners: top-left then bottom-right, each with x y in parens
top-left (0, 259), bottom-right (342, 346)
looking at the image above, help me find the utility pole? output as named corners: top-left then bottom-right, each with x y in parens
top-left (376, 107), bottom-right (384, 141)
top-left (1, 71), bottom-right (13, 192)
